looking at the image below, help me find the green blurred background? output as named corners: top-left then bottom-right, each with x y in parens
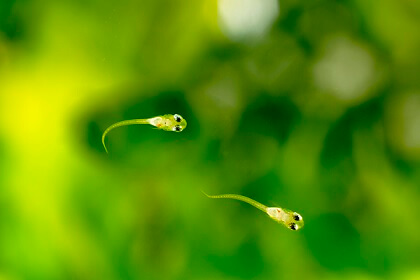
top-left (1, 0), bottom-right (419, 279)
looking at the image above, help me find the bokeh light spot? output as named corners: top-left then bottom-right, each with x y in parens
top-left (313, 37), bottom-right (376, 103)
top-left (218, 0), bottom-right (279, 42)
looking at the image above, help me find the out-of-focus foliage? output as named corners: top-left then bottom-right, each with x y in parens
top-left (0, 0), bottom-right (419, 279)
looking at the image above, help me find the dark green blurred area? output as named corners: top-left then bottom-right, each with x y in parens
top-left (0, 0), bottom-right (419, 279)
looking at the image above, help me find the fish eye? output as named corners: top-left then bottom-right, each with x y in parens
top-left (293, 212), bottom-right (302, 221)
top-left (173, 125), bottom-right (182, 132)
top-left (174, 114), bottom-right (182, 122)
top-left (289, 223), bottom-right (298, 231)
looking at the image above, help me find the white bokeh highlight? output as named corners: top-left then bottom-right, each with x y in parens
top-left (313, 37), bottom-right (375, 102)
top-left (218, 0), bottom-right (279, 41)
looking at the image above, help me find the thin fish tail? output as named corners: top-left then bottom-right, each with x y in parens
top-left (102, 119), bottom-right (150, 153)
top-left (202, 191), bottom-right (268, 213)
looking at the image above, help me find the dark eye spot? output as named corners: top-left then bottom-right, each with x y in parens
top-left (293, 214), bottom-right (301, 221)
top-left (174, 125), bottom-right (181, 132)
top-left (290, 223), bottom-right (298, 230)
top-left (174, 114), bottom-right (182, 122)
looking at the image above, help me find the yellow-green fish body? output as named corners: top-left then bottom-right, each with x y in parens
top-left (102, 114), bottom-right (187, 153)
top-left (204, 193), bottom-right (304, 231)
